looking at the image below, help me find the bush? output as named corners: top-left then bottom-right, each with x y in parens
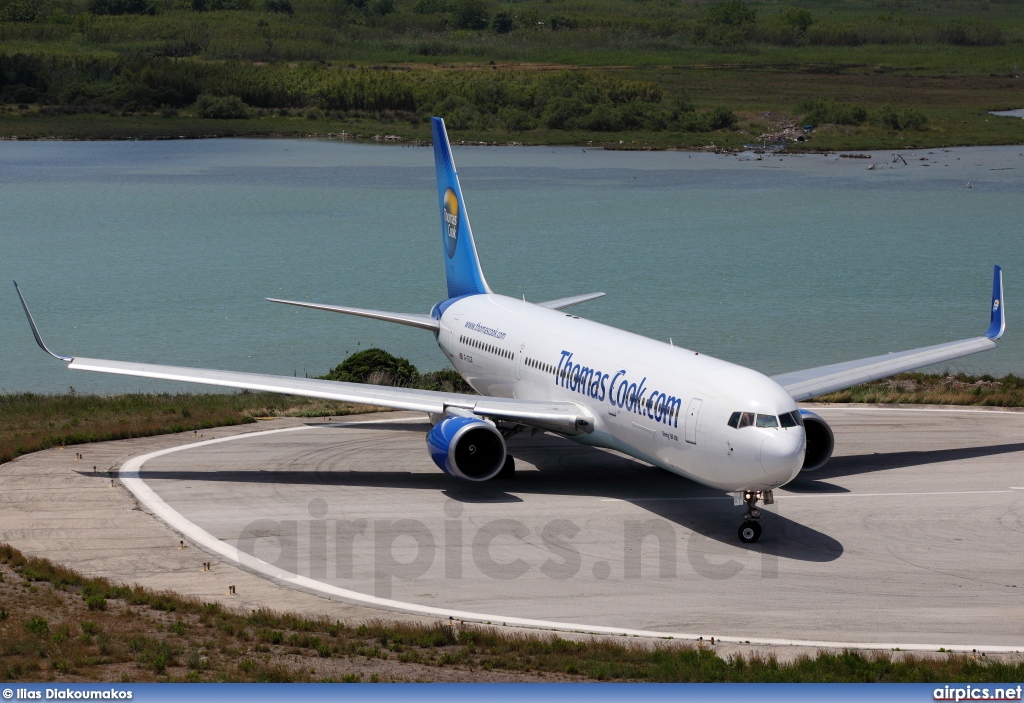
top-left (491, 11), bottom-right (514, 33)
top-left (85, 594), bottom-right (107, 610)
top-left (549, 15), bottom-right (577, 31)
top-left (265, 0), bottom-right (293, 15)
top-left (25, 618), bottom-right (49, 636)
top-left (781, 7), bottom-right (813, 32)
top-left (192, 0), bottom-right (251, 9)
top-left (799, 97), bottom-right (868, 126)
top-left (88, 0), bottom-right (155, 15)
top-left (0, 1), bottom-right (39, 22)
top-left (875, 104), bottom-right (927, 131)
top-left (193, 94), bottom-right (251, 119)
top-left (321, 348), bottom-right (419, 386)
top-left (11, 85), bottom-right (38, 103)
top-left (696, 0), bottom-right (756, 44)
top-left (453, 0), bottom-right (488, 30)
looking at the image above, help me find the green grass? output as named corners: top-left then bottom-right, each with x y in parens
top-left (2, 543), bottom-right (1022, 682)
top-left (0, 391), bottom-right (383, 465)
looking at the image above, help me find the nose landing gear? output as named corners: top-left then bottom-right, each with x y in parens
top-left (736, 489), bottom-right (773, 543)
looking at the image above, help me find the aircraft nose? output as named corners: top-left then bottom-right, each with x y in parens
top-left (760, 430), bottom-right (805, 484)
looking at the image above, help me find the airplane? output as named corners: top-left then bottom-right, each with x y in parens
top-left (15, 117), bottom-right (1006, 544)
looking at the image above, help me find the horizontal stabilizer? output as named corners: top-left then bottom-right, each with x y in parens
top-left (267, 298), bottom-right (440, 332)
top-left (537, 292), bottom-right (606, 310)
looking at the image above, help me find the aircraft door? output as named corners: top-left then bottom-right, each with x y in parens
top-left (515, 344), bottom-right (524, 380)
top-left (685, 398), bottom-right (703, 444)
top-left (449, 317), bottom-right (460, 360)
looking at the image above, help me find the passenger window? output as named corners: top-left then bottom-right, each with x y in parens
top-left (728, 412), bottom-right (740, 428)
top-left (756, 414), bottom-right (779, 428)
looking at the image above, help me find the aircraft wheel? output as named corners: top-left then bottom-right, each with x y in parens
top-left (497, 454), bottom-right (515, 480)
top-left (738, 520), bottom-right (761, 544)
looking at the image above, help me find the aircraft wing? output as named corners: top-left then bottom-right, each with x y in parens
top-left (14, 285), bottom-right (590, 436)
top-left (537, 292), bottom-right (605, 310)
top-left (772, 266), bottom-right (1005, 401)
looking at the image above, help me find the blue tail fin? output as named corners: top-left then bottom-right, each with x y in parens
top-left (432, 117), bottom-right (491, 299)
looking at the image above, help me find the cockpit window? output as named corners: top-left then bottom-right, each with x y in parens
top-left (756, 414), bottom-right (778, 428)
top-left (738, 412), bottom-right (754, 428)
top-left (727, 412), bottom-right (740, 428)
top-left (779, 410), bottom-right (802, 428)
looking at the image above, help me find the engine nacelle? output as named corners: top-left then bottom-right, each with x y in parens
top-left (799, 409), bottom-right (835, 472)
top-left (426, 415), bottom-right (507, 481)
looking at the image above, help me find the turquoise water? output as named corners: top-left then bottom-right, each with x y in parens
top-left (1, 139), bottom-right (1022, 394)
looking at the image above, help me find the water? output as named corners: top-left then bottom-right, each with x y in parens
top-left (1, 139), bottom-right (1022, 395)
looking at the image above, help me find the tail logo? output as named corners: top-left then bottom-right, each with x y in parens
top-left (994, 299), bottom-right (1000, 313)
top-left (443, 187), bottom-right (460, 259)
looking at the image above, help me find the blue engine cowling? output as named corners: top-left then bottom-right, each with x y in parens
top-left (426, 415), bottom-right (507, 481)
top-left (798, 409), bottom-right (835, 472)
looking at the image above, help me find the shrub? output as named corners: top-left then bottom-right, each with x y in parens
top-left (453, 0), bottom-right (488, 29)
top-left (0, 1), bottom-right (39, 22)
top-left (265, 0), bottom-right (293, 14)
top-left (11, 85), bottom-right (38, 103)
top-left (704, 106), bottom-right (737, 130)
top-left (875, 104), bottom-right (927, 131)
top-left (25, 618), bottom-right (49, 636)
top-left (781, 6), bottom-right (812, 32)
top-left (321, 349), bottom-right (418, 386)
top-left (549, 15), bottom-right (577, 31)
top-left (491, 11), bottom-right (514, 33)
top-left (696, 0), bottom-right (756, 44)
top-left (799, 97), bottom-right (868, 126)
top-left (85, 594), bottom-right (107, 610)
top-left (193, 94), bottom-right (251, 119)
top-left (88, 0), bottom-right (155, 15)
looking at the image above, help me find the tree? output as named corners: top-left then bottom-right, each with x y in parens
top-left (453, 0), bottom-right (489, 30)
top-left (265, 0), bottom-right (294, 15)
top-left (782, 7), bottom-right (812, 32)
top-left (88, 0), bottom-right (155, 15)
top-left (321, 348), bottom-right (419, 386)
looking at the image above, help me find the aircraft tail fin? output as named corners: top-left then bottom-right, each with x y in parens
top-left (432, 117), bottom-right (491, 299)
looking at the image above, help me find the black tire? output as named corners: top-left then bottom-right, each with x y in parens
top-left (496, 454), bottom-right (515, 480)
top-left (738, 520), bottom-right (761, 544)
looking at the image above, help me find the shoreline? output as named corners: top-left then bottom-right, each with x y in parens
top-left (2, 128), bottom-right (1023, 153)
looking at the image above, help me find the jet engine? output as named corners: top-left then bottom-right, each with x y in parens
top-left (798, 410), bottom-right (834, 472)
top-left (426, 415), bottom-right (507, 481)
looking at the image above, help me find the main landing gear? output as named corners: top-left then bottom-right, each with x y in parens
top-left (736, 489), bottom-right (773, 544)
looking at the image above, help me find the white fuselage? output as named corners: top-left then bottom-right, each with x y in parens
top-left (434, 293), bottom-right (805, 492)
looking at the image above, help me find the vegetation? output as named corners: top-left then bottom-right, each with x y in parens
top-left (0, 390), bottom-right (384, 465)
top-left (321, 347), bottom-right (475, 392)
top-left (2, 543), bottom-right (1022, 682)
top-left (0, 0), bottom-right (1021, 146)
top-left (813, 371), bottom-right (1024, 407)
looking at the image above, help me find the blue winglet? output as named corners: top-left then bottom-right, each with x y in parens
top-left (432, 117), bottom-right (491, 299)
top-left (985, 265), bottom-right (1005, 340)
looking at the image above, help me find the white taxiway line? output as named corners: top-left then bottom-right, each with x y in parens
top-left (118, 420), bottom-right (1023, 655)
